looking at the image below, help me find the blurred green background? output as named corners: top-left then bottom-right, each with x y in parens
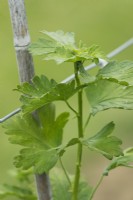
top-left (0, 0), bottom-right (133, 199)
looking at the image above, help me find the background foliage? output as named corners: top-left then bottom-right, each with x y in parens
top-left (0, 0), bottom-right (133, 199)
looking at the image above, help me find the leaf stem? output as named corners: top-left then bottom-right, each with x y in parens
top-left (59, 157), bottom-right (71, 185)
top-left (89, 175), bottom-right (104, 200)
top-left (72, 61), bottom-right (84, 200)
top-left (83, 113), bottom-right (92, 133)
top-left (65, 100), bottom-right (78, 116)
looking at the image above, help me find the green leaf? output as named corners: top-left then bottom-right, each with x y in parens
top-left (81, 122), bottom-right (123, 159)
top-left (16, 75), bottom-right (78, 114)
top-left (98, 61), bottom-right (133, 86)
top-left (41, 30), bottom-right (76, 48)
top-left (29, 30), bottom-right (76, 64)
top-left (3, 105), bottom-right (69, 173)
top-left (50, 169), bottom-right (71, 200)
top-left (10, 168), bottom-right (33, 184)
top-left (76, 44), bottom-right (104, 63)
top-left (50, 169), bottom-right (92, 200)
top-left (16, 75), bottom-right (57, 97)
top-left (0, 169), bottom-right (36, 200)
top-left (78, 181), bottom-right (92, 200)
top-left (0, 184), bottom-right (36, 200)
top-left (104, 147), bottom-right (133, 176)
top-left (85, 79), bottom-right (133, 115)
top-left (29, 30), bottom-right (104, 64)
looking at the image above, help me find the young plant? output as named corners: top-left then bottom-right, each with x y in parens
top-left (1, 30), bottom-right (133, 200)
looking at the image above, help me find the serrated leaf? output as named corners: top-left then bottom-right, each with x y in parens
top-left (0, 184), bottom-right (36, 200)
top-left (15, 75), bottom-right (57, 98)
top-left (50, 169), bottom-right (92, 200)
top-left (104, 147), bottom-right (133, 175)
top-left (16, 75), bottom-right (78, 114)
top-left (3, 105), bottom-right (69, 173)
top-left (76, 44), bottom-right (104, 62)
top-left (29, 30), bottom-right (76, 64)
top-left (10, 168), bottom-right (33, 183)
top-left (85, 79), bottom-right (133, 115)
top-left (41, 30), bottom-right (76, 48)
top-left (81, 122), bottom-right (123, 160)
top-left (98, 61), bottom-right (133, 86)
top-left (0, 168), bottom-right (36, 200)
top-left (28, 30), bottom-right (75, 57)
top-left (50, 169), bottom-right (71, 200)
top-left (14, 147), bottom-right (58, 174)
top-left (43, 46), bottom-right (76, 64)
top-left (29, 30), bottom-right (104, 64)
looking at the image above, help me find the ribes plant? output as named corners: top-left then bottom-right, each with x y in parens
top-left (1, 30), bottom-right (133, 200)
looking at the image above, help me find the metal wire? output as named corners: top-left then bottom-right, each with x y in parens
top-left (0, 37), bottom-right (133, 123)
top-left (0, 108), bottom-right (21, 123)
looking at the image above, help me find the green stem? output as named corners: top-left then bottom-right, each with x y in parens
top-left (83, 113), bottom-right (92, 133)
top-left (72, 61), bottom-right (84, 200)
top-left (89, 175), bottom-right (104, 200)
top-left (65, 100), bottom-right (78, 116)
top-left (59, 157), bottom-right (71, 185)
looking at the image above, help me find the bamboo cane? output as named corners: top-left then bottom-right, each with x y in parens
top-left (8, 0), bottom-right (52, 199)
top-left (8, 0), bottom-right (34, 82)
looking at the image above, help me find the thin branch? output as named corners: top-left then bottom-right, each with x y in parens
top-left (89, 174), bottom-right (104, 200)
top-left (65, 100), bottom-right (78, 116)
top-left (83, 113), bottom-right (92, 133)
top-left (59, 157), bottom-right (71, 185)
top-left (0, 37), bottom-right (133, 123)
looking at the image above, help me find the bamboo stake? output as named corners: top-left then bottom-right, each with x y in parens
top-left (8, 0), bottom-right (34, 82)
top-left (8, 0), bottom-right (52, 199)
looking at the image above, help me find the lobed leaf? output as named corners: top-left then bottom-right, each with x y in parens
top-left (16, 75), bottom-right (78, 115)
top-left (104, 147), bottom-right (133, 175)
top-left (0, 168), bottom-right (36, 200)
top-left (85, 79), bottom-right (133, 115)
top-left (14, 147), bottom-right (58, 174)
top-left (29, 30), bottom-right (76, 64)
top-left (3, 105), bottom-right (69, 173)
top-left (0, 184), bottom-right (36, 200)
top-left (50, 169), bottom-right (92, 200)
top-left (81, 122), bottom-right (123, 160)
top-left (98, 61), bottom-right (133, 86)
top-left (29, 30), bottom-right (104, 64)
top-left (50, 169), bottom-right (71, 200)
top-left (15, 75), bottom-right (57, 98)
top-left (41, 30), bottom-right (76, 48)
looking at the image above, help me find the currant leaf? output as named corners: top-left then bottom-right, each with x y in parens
top-left (29, 30), bottom-right (104, 64)
top-left (98, 61), bottom-right (133, 86)
top-left (104, 147), bottom-right (133, 175)
top-left (50, 169), bottom-right (92, 200)
top-left (81, 122), bottom-right (123, 160)
top-left (3, 105), bottom-right (69, 173)
top-left (85, 79), bottom-right (133, 115)
top-left (16, 75), bottom-right (78, 115)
